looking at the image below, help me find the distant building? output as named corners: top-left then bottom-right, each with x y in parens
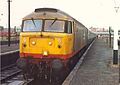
top-left (89, 27), bottom-right (108, 32)
top-left (0, 27), bottom-right (20, 37)
top-left (2, 28), bottom-right (15, 33)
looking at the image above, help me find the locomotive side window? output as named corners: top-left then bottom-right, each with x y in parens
top-left (65, 21), bottom-right (72, 34)
top-left (44, 20), bottom-right (65, 32)
top-left (23, 20), bottom-right (42, 32)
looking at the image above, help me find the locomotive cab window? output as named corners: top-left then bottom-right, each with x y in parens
top-left (44, 20), bottom-right (65, 32)
top-left (22, 19), bottom-right (42, 32)
top-left (65, 21), bottom-right (72, 34)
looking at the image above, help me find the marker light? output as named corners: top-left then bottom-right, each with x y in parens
top-left (23, 38), bottom-right (26, 43)
top-left (58, 38), bottom-right (61, 44)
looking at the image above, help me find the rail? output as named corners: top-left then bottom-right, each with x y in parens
top-left (1, 65), bottom-right (22, 83)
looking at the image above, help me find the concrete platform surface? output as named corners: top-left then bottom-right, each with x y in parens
top-left (68, 39), bottom-right (119, 85)
top-left (0, 44), bottom-right (19, 53)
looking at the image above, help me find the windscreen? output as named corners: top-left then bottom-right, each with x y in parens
top-left (22, 19), bottom-right (72, 33)
top-left (44, 20), bottom-right (65, 32)
top-left (23, 20), bottom-right (42, 32)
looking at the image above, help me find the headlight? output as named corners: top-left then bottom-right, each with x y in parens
top-left (43, 51), bottom-right (48, 56)
top-left (31, 41), bottom-right (36, 45)
top-left (48, 42), bottom-right (52, 46)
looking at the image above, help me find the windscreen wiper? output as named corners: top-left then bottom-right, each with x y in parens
top-left (31, 18), bottom-right (37, 28)
top-left (50, 18), bottom-right (57, 27)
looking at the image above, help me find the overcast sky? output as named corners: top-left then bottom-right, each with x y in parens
top-left (0, 0), bottom-right (120, 29)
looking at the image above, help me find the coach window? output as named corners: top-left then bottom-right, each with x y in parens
top-left (65, 21), bottom-right (72, 33)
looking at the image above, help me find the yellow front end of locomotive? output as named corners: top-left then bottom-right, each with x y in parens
top-left (20, 32), bottom-right (73, 59)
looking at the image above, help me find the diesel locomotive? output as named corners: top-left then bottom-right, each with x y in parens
top-left (17, 8), bottom-right (96, 80)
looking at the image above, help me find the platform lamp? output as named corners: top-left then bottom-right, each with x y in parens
top-left (113, 6), bottom-right (119, 65)
top-left (8, 0), bottom-right (12, 46)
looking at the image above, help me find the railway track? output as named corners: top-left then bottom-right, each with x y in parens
top-left (1, 76), bottom-right (33, 85)
top-left (1, 65), bottom-right (22, 84)
top-left (1, 65), bottom-right (34, 85)
top-left (0, 49), bottom-right (34, 85)
top-left (1, 65), bottom-right (33, 85)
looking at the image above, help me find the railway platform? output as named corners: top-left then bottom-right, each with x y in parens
top-left (1, 44), bottom-right (19, 69)
top-left (63, 38), bottom-right (119, 85)
top-left (1, 44), bottom-right (19, 53)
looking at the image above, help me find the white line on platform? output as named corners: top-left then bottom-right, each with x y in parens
top-left (62, 39), bottom-right (95, 85)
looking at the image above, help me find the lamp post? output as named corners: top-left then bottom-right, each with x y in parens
top-left (109, 26), bottom-right (111, 47)
top-left (113, 6), bottom-right (119, 65)
top-left (8, 0), bottom-right (11, 46)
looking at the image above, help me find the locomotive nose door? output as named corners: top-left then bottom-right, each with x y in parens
top-left (29, 34), bottom-right (55, 53)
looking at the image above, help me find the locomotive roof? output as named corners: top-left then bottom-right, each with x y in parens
top-left (23, 8), bottom-right (73, 21)
top-left (23, 8), bottom-right (87, 29)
